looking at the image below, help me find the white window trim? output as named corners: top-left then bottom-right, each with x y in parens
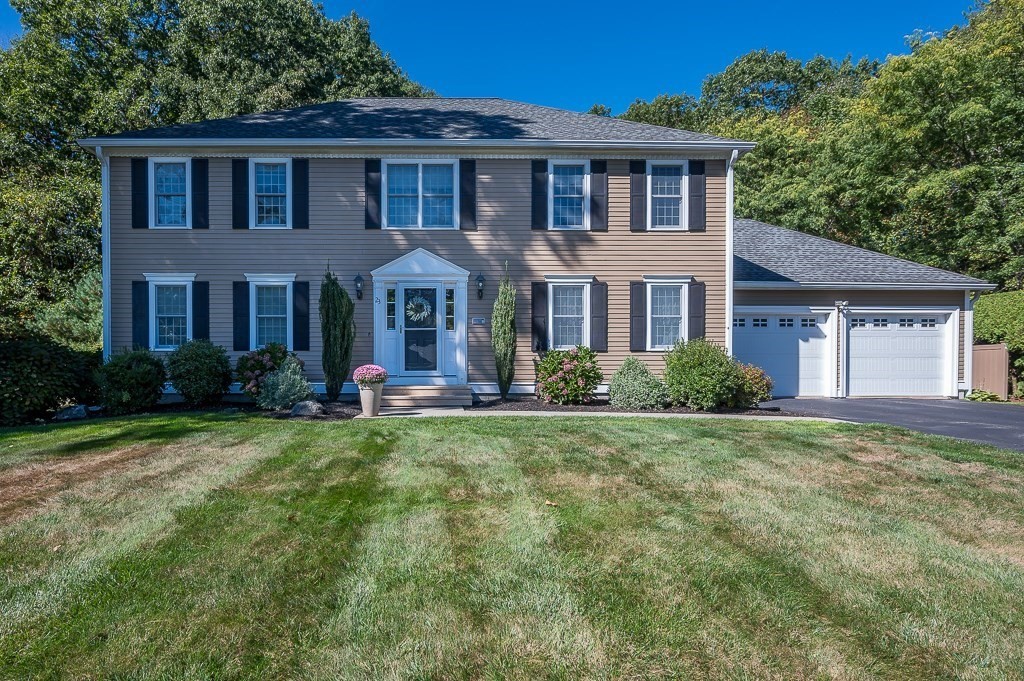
top-left (249, 158), bottom-right (292, 229)
top-left (643, 275), bottom-right (692, 351)
top-left (144, 273), bottom-right (195, 350)
top-left (548, 160), bottom-right (591, 231)
top-left (544, 275), bottom-right (594, 349)
top-left (646, 160), bottom-right (689, 231)
top-left (381, 159), bottom-right (460, 230)
top-left (148, 158), bottom-right (192, 229)
top-left (245, 273), bottom-right (296, 350)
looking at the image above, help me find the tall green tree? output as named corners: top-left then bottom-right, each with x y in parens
top-left (319, 270), bottom-right (356, 402)
top-left (0, 0), bottom-right (427, 325)
top-left (491, 267), bottom-right (517, 399)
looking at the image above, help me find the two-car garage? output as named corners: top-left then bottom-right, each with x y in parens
top-left (733, 306), bottom-right (956, 398)
top-left (731, 218), bottom-right (991, 399)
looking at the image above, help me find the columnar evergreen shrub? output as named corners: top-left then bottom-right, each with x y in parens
top-left (166, 339), bottom-right (232, 406)
top-left (236, 342), bottom-right (290, 398)
top-left (491, 268), bottom-right (517, 398)
top-left (608, 356), bottom-right (669, 410)
top-left (663, 338), bottom-right (743, 411)
top-left (0, 332), bottom-right (91, 425)
top-left (257, 356), bottom-right (313, 410)
top-left (535, 346), bottom-right (603, 404)
top-left (96, 349), bottom-right (166, 415)
top-left (319, 271), bottom-right (356, 401)
top-left (733, 363), bottom-right (774, 407)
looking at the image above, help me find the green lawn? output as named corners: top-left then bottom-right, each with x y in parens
top-left (1, 414), bottom-right (1022, 680)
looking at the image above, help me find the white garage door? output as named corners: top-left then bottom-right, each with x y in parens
top-left (847, 315), bottom-right (950, 397)
top-left (733, 313), bottom-right (830, 397)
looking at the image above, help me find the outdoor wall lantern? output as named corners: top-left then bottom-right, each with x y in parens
top-left (476, 273), bottom-right (486, 299)
top-left (353, 273), bottom-right (364, 300)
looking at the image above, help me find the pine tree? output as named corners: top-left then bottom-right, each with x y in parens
top-left (319, 270), bottom-right (356, 401)
top-left (491, 266), bottom-right (517, 399)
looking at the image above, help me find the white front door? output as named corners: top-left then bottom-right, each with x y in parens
top-left (371, 249), bottom-right (469, 385)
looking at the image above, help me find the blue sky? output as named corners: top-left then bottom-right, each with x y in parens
top-left (1, 0), bottom-right (975, 113)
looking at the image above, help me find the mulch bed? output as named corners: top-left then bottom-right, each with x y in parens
top-left (470, 397), bottom-right (800, 417)
top-left (265, 402), bottom-right (361, 421)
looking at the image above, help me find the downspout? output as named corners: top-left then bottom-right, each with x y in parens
top-left (725, 149), bottom-right (738, 354)
top-left (94, 146), bottom-right (112, 361)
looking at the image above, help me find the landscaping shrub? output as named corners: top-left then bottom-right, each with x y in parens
top-left (166, 339), bottom-right (232, 406)
top-left (236, 342), bottom-right (290, 398)
top-left (257, 356), bottom-right (313, 410)
top-left (491, 267), bottom-right (517, 398)
top-left (0, 332), bottom-right (92, 425)
top-left (975, 290), bottom-right (1024, 395)
top-left (608, 356), bottom-right (669, 410)
top-left (733, 363), bottom-right (774, 408)
top-left (96, 349), bottom-right (166, 415)
top-left (319, 271), bottom-right (356, 401)
top-left (663, 338), bottom-right (742, 411)
top-left (535, 346), bottom-right (603, 404)
top-left (967, 389), bottom-right (1003, 402)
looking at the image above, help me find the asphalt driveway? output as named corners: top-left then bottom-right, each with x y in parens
top-left (766, 398), bottom-right (1024, 451)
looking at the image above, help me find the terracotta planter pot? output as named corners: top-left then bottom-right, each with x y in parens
top-left (359, 383), bottom-right (383, 417)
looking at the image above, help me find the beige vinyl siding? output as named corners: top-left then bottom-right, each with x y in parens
top-left (110, 156), bottom-right (728, 383)
top-left (735, 289), bottom-right (967, 384)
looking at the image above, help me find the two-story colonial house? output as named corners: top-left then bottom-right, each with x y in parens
top-left (79, 98), bottom-right (993, 405)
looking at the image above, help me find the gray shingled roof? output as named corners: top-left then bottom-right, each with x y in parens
top-left (85, 97), bottom-right (751, 145)
top-left (735, 218), bottom-right (991, 288)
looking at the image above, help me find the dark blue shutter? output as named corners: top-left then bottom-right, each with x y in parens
top-left (192, 281), bottom-right (210, 340)
top-left (630, 281), bottom-right (646, 351)
top-left (131, 159), bottom-right (148, 229)
top-left (688, 282), bottom-right (706, 339)
top-left (365, 159), bottom-right (381, 229)
top-left (292, 281), bottom-right (310, 351)
top-left (132, 281), bottom-right (149, 348)
top-left (459, 160), bottom-right (477, 230)
top-left (688, 160), bottom-right (706, 231)
top-left (531, 282), bottom-right (548, 351)
top-left (531, 160), bottom-right (547, 230)
top-left (232, 160), bottom-right (249, 229)
top-left (292, 159), bottom-right (309, 229)
top-left (590, 160), bottom-right (608, 232)
top-left (629, 160), bottom-right (646, 232)
top-left (590, 281), bottom-right (608, 352)
top-left (191, 159), bottom-right (209, 229)
top-left (233, 282), bottom-right (249, 350)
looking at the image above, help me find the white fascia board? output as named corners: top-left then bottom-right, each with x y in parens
top-left (735, 280), bottom-right (996, 291)
top-left (78, 136), bottom-right (757, 153)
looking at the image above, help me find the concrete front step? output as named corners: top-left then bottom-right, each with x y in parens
top-left (379, 385), bottom-right (472, 408)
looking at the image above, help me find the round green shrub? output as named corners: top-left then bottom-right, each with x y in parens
top-left (235, 342), bottom-right (290, 398)
top-left (96, 349), bottom-right (166, 415)
top-left (733, 363), bottom-right (774, 408)
top-left (609, 356), bottom-right (669, 410)
top-left (166, 339), bottom-right (232, 407)
top-left (663, 338), bottom-right (742, 411)
top-left (0, 332), bottom-right (91, 425)
top-left (257, 356), bottom-right (313, 410)
top-left (535, 346), bottom-right (603, 404)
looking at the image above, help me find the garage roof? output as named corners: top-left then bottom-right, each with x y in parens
top-left (735, 218), bottom-right (994, 290)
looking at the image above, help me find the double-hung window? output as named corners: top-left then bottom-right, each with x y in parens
top-left (250, 159), bottom-right (291, 228)
top-left (645, 277), bottom-right (691, 350)
top-left (646, 161), bottom-right (689, 230)
top-left (246, 274), bottom-right (294, 349)
top-left (145, 273), bottom-right (194, 350)
top-left (549, 161), bottom-right (590, 230)
top-left (383, 160), bottom-right (458, 229)
top-left (547, 277), bottom-right (592, 349)
top-left (149, 158), bottom-right (191, 228)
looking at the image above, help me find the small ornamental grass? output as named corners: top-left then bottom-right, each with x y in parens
top-left (235, 343), bottom-right (290, 398)
top-left (166, 340), bottom-right (232, 407)
top-left (535, 346), bottom-right (603, 404)
top-left (608, 356), bottom-right (669, 410)
top-left (256, 356), bottom-right (313, 410)
top-left (353, 364), bottom-right (389, 387)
